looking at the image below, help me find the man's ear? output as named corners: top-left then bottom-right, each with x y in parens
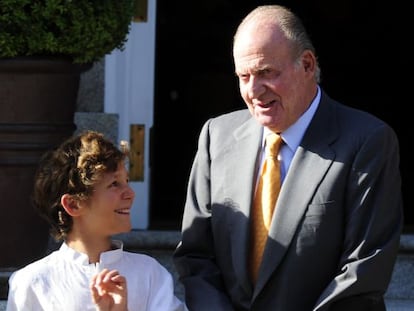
top-left (61, 194), bottom-right (81, 217)
top-left (302, 50), bottom-right (316, 74)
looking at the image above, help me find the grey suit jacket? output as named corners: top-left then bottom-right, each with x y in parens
top-left (174, 90), bottom-right (403, 311)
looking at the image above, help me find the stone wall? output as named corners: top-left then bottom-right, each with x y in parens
top-left (75, 59), bottom-right (118, 142)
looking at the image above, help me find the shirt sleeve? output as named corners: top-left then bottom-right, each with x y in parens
top-left (145, 259), bottom-right (188, 311)
top-left (6, 271), bottom-right (43, 311)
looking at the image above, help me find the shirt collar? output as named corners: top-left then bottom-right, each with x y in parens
top-left (60, 239), bottom-right (124, 266)
top-left (264, 86), bottom-right (321, 152)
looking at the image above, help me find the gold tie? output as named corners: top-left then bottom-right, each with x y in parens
top-left (250, 132), bottom-right (282, 283)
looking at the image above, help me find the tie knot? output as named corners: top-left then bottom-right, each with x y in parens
top-left (265, 133), bottom-right (282, 158)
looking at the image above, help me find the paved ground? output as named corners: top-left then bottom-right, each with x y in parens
top-left (386, 299), bottom-right (414, 310)
top-left (1, 299), bottom-right (413, 310)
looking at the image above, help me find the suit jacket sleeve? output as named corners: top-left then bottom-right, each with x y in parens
top-left (173, 118), bottom-right (235, 311)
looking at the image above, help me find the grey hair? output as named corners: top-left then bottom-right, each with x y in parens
top-left (234, 5), bottom-right (321, 83)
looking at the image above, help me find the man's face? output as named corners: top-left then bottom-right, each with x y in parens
top-left (233, 22), bottom-right (316, 133)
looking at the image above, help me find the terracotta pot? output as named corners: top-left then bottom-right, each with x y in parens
top-left (0, 57), bottom-right (91, 270)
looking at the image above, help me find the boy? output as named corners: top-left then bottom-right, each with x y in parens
top-left (7, 131), bottom-right (187, 311)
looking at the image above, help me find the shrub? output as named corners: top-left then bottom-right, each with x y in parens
top-left (0, 0), bottom-right (135, 64)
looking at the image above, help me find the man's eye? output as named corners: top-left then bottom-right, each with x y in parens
top-left (238, 74), bottom-right (249, 82)
top-left (258, 69), bottom-right (271, 77)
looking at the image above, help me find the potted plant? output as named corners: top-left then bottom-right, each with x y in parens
top-left (0, 0), bottom-right (134, 63)
top-left (0, 0), bottom-right (135, 273)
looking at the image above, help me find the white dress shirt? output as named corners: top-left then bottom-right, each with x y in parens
top-left (6, 240), bottom-right (187, 311)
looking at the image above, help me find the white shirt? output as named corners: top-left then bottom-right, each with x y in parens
top-left (6, 241), bottom-right (187, 311)
top-left (260, 86), bottom-right (321, 182)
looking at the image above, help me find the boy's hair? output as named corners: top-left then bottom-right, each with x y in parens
top-left (32, 130), bottom-right (129, 241)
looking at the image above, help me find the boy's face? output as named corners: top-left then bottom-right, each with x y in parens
top-left (79, 161), bottom-right (135, 238)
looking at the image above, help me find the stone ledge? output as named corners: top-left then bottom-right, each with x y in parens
top-left (399, 234), bottom-right (414, 253)
top-left (46, 230), bottom-right (182, 252)
top-left (386, 254), bottom-right (414, 299)
top-left (115, 230), bottom-right (182, 250)
top-left (117, 231), bottom-right (414, 253)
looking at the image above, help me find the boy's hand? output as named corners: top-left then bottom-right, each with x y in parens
top-left (90, 268), bottom-right (128, 311)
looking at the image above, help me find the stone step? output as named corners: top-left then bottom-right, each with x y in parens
top-left (1, 231), bottom-right (413, 308)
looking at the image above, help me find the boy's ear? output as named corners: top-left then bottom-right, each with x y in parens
top-left (61, 194), bottom-right (81, 217)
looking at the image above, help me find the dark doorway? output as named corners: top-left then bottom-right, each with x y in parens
top-left (151, 1), bottom-right (410, 231)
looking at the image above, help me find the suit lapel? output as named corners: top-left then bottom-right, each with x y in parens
top-left (224, 117), bottom-right (262, 294)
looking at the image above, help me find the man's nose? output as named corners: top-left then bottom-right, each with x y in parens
top-left (247, 76), bottom-right (265, 98)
